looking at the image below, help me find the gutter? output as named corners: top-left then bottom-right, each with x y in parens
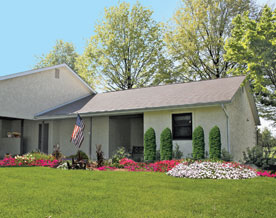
top-left (221, 104), bottom-right (230, 153)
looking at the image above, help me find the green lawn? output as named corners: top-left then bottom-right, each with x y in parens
top-left (0, 168), bottom-right (275, 218)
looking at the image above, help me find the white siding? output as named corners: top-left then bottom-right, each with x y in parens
top-left (0, 66), bottom-right (92, 119)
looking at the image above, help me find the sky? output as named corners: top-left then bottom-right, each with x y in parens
top-left (0, 0), bottom-right (274, 134)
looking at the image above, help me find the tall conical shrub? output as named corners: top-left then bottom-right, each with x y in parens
top-left (192, 126), bottom-right (205, 159)
top-left (209, 126), bottom-right (221, 159)
top-left (160, 128), bottom-right (173, 160)
top-left (144, 127), bottom-right (156, 161)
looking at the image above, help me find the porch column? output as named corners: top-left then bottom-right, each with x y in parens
top-left (20, 119), bottom-right (24, 155)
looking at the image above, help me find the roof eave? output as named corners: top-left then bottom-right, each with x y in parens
top-left (34, 100), bottom-right (231, 120)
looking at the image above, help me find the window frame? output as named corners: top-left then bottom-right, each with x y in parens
top-left (172, 113), bottom-right (193, 140)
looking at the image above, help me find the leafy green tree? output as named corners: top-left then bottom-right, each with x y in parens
top-left (209, 126), bottom-right (221, 159)
top-left (165, 0), bottom-right (255, 82)
top-left (160, 128), bottom-right (173, 160)
top-left (192, 126), bottom-right (205, 159)
top-left (225, 6), bottom-right (276, 125)
top-left (80, 2), bottom-right (169, 91)
top-left (35, 40), bottom-right (79, 72)
top-left (144, 128), bottom-right (157, 161)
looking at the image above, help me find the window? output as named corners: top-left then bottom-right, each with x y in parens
top-left (55, 69), bottom-right (60, 79)
top-left (172, 113), bottom-right (192, 140)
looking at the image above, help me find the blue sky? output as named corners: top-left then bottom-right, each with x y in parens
top-left (0, 0), bottom-right (271, 76)
top-left (0, 0), bottom-right (274, 132)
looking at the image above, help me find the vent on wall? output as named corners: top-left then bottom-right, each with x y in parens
top-left (55, 69), bottom-right (60, 79)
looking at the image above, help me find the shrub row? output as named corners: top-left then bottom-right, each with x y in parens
top-left (144, 127), bottom-right (174, 161)
top-left (192, 125), bottom-right (221, 160)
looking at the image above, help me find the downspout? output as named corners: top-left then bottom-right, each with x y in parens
top-left (221, 104), bottom-right (230, 153)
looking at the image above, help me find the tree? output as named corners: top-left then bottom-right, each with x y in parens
top-left (80, 2), bottom-right (169, 91)
top-left (35, 40), bottom-right (79, 72)
top-left (192, 126), bottom-right (205, 159)
top-left (225, 5), bottom-right (276, 125)
top-left (165, 0), bottom-right (255, 82)
top-left (144, 128), bottom-right (157, 162)
top-left (160, 128), bottom-right (173, 160)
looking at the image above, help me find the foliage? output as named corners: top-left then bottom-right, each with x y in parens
top-left (165, 0), bottom-right (254, 82)
top-left (167, 161), bottom-right (258, 179)
top-left (0, 155), bottom-right (58, 167)
top-left (144, 127), bottom-right (157, 161)
top-left (221, 148), bottom-right (233, 162)
top-left (69, 150), bottom-right (89, 160)
top-left (258, 128), bottom-right (276, 156)
top-left (119, 158), bottom-right (181, 172)
top-left (96, 144), bottom-right (104, 167)
top-left (243, 146), bottom-right (276, 170)
top-left (35, 40), bottom-right (79, 72)
top-left (111, 147), bottom-right (130, 166)
top-left (29, 152), bottom-right (55, 161)
top-left (52, 144), bottom-right (63, 160)
top-left (80, 1), bottom-right (170, 91)
top-left (257, 170), bottom-right (276, 178)
top-left (225, 6), bottom-right (276, 125)
top-left (209, 126), bottom-right (222, 159)
top-left (0, 168), bottom-right (275, 217)
top-left (192, 126), bottom-right (205, 159)
top-left (173, 143), bottom-right (183, 159)
top-left (243, 128), bottom-right (276, 170)
top-left (160, 128), bottom-right (173, 160)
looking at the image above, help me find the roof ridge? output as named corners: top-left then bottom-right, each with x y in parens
top-left (99, 75), bottom-right (246, 94)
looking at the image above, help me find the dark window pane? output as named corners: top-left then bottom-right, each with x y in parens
top-left (174, 127), bottom-right (191, 138)
top-left (172, 113), bottom-right (192, 140)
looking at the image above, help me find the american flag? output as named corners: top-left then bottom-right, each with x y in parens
top-left (70, 114), bottom-right (85, 148)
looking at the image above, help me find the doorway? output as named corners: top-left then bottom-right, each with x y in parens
top-left (38, 123), bottom-right (49, 154)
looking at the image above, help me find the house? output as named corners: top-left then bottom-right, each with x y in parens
top-left (0, 64), bottom-right (260, 161)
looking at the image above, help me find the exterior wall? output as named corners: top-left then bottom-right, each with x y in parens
top-left (144, 106), bottom-right (227, 158)
top-left (92, 117), bottom-right (109, 160)
top-left (226, 87), bottom-right (257, 161)
top-left (0, 66), bottom-right (92, 119)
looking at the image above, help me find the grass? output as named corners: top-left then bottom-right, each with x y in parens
top-left (0, 168), bottom-right (275, 218)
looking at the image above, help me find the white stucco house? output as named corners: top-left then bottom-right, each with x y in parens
top-left (0, 64), bottom-right (260, 161)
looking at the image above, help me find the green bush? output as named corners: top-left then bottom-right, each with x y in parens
top-left (144, 128), bottom-right (157, 161)
top-left (221, 148), bottom-right (233, 162)
top-left (209, 126), bottom-right (221, 159)
top-left (69, 150), bottom-right (89, 160)
top-left (111, 147), bottom-right (130, 165)
top-left (243, 146), bottom-right (276, 170)
top-left (30, 151), bottom-right (55, 161)
top-left (173, 143), bottom-right (183, 159)
top-left (160, 128), bottom-right (173, 160)
top-left (192, 126), bottom-right (205, 159)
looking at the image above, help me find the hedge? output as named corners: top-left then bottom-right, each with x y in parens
top-left (209, 126), bottom-right (221, 159)
top-left (192, 126), bottom-right (205, 159)
top-left (160, 128), bottom-right (173, 160)
top-left (144, 127), bottom-right (157, 161)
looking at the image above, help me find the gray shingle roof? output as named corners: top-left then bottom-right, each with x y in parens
top-left (38, 76), bottom-right (246, 117)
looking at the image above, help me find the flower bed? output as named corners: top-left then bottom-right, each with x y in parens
top-left (257, 171), bottom-right (276, 178)
top-left (0, 154), bottom-right (59, 168)
top-left (119, 158), bottom-right (181, 172)
top-left (167, 161), bottom-right (258, 179)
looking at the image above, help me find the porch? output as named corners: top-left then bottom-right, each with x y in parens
top-left (109, 114), bottom-right (144, 161)
top-left (0, 117), bottom-right (24, 158)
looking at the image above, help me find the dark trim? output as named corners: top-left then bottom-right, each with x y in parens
top-left (172, 113), bottom-right (193, 140)
top-left (20, 119), bottom-right (24, 155)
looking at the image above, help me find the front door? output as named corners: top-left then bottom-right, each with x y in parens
top-left (38, 123), bottom-right (49, 154)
